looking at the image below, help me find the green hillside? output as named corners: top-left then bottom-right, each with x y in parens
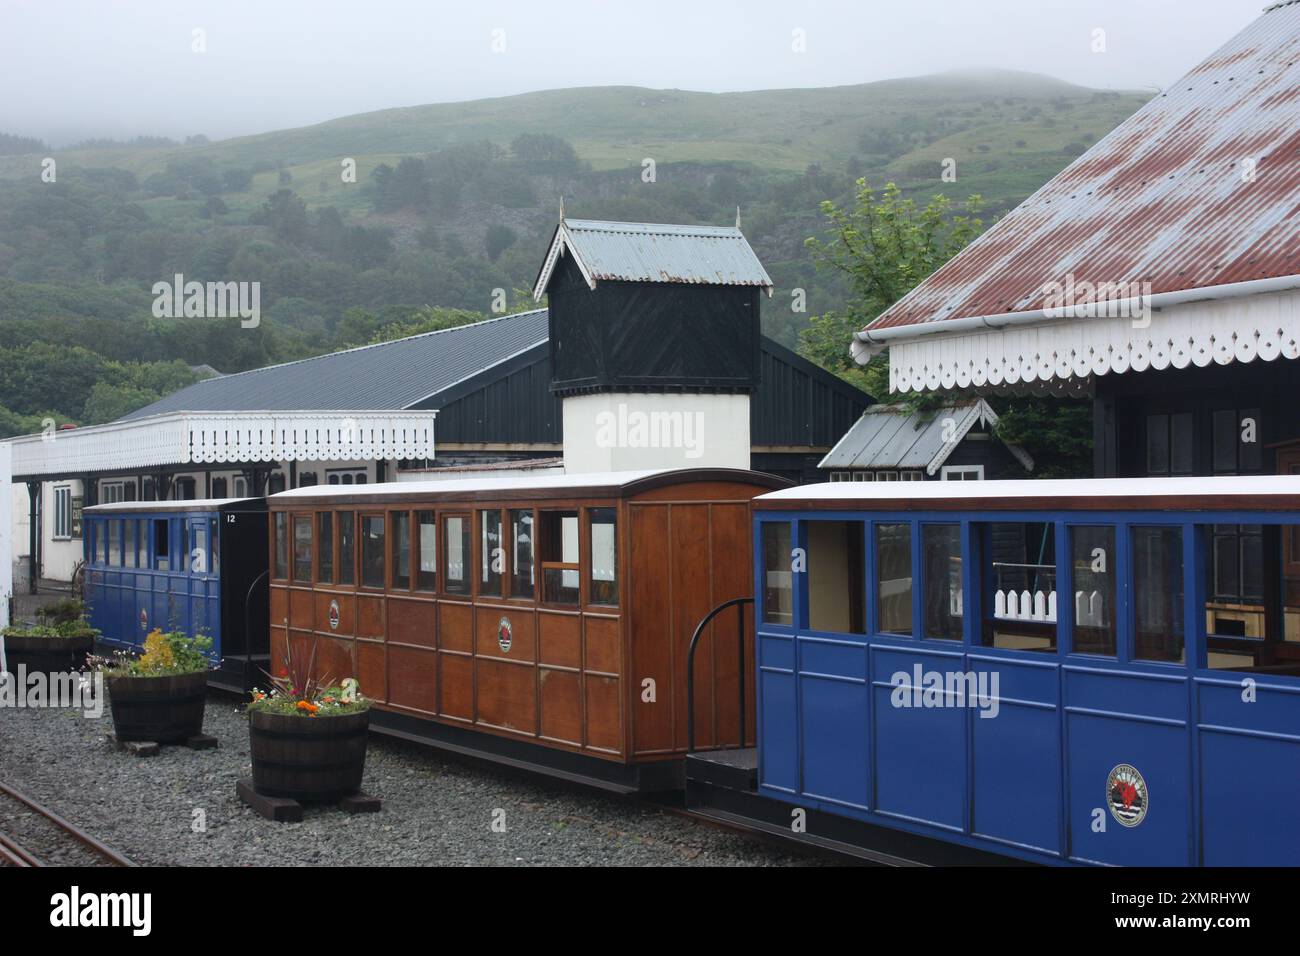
top-left (0, 70), bottom-right (1149, 436)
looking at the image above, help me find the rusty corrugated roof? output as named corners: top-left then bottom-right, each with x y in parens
top-left (865, 0), bottom-right (1300, 334)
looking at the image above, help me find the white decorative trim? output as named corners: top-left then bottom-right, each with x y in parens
top-left (6, 410), bottom-right (437, 478)
top-left (926, 399), bottom-right (1034, 475)
top-left (887, 288), bottom-right (1300, 394)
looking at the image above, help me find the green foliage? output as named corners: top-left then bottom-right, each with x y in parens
top-left (102, 628), bottom-right (213, 677)
top-left (991, 398), bottom-right (1094, 478)
top-left (799, 181), bottom-right (983, 399)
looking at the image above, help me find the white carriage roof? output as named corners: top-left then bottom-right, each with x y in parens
top-left (272, 469), bottom-right (670, 499)
top-left (758, 474), bottom-right (1300, 504)
top-left (85, 498), bottom-right (259, 513)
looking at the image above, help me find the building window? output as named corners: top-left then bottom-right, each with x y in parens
top-left (1212, 408), bottom-right (1263, 474)
top-left (212, 477), bottom-right (228, 498)
top-left (53, 486), bottom-right (72, 539)
top-left (922, 524), bottom-right (962, 641)
top-left (327, 469), bottom-right (367, 485)
top-left (1145, 412), bottom-right (1194, 476)
top-left (100, 482), bottom-right (125, 504)
top-left (589, 508), bottom-right (617, 606)
top-left (1133, 526), bottom-right (1184, 664)
top-left (268, 473), bottom-right (286, 495)
top-left (361, 514), bottom-right (385, 588)
top-left (941, 465), bottom-right (983, 481)
top-left (233, 477), bottom-right (247, 498)
top-left (175, 477), bottom-right (197, 500)
top-left (416, 511), bottom-right (437, 591)
top-left (807, 520), bottom-right (864, 634)
top-left (875, 523), bottom-right (913, 636)
top-left (539, 511), bottom-right (580, 605)
top-left (761, 522), bottom-right (793, 626)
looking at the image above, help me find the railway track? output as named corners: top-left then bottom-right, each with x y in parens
top-left (0, 781), bottom-right (134, 868)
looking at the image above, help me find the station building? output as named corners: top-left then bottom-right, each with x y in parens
top-left (6, 218), bottom-right (870, 590)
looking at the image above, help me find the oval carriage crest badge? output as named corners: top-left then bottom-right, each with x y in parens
top-left (1106, 763), bottom-right (1149, 828)
top-left (497, 616), bottom-right (512, 653)
top-left (328, 599), bottom-right (341, 631)
top-left (138, 608), bottom-right (148, 632)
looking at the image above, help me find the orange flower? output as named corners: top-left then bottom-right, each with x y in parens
top-left (296, 700), bottom-right (319, 715)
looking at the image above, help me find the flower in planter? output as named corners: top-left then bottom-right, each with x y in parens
top-left (248, 641), bottom-right (367, 718)
top-left (99, 630), bottom-right (214, 678)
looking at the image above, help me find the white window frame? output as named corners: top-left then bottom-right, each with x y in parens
top-left (52, 485), bottom-right (72, 539)
top-left (941, 465), bottom-right (985, 481)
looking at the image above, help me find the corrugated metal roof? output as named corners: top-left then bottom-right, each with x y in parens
top-left (820, 402), bottom-right (976, 470)
top-left (866, 0), bottom-right (1300, 333)
top-left (533, 218), bottom-right (774, 297)
top-left (121, 309), bottom-right (550, 420)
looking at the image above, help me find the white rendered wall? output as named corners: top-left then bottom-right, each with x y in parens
top-left (562, 392), bottom-right (751, 473)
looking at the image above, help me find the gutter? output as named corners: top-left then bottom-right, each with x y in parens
top-left (850, 274), bottom-right (1300, 364)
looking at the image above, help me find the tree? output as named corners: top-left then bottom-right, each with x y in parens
top-left (799, 180), bottom-right (983, 396)
top-left (251, 189), bottom-right (309, 244)
top-left (510, 133), bottom-right (578, 170)
top-left (484, 224), bottom-right (516, 262)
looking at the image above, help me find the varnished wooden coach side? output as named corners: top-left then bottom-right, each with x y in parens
top-left (267, 470), bottom-right (786, 770)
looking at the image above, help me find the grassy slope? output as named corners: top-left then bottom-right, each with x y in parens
top-left (0, 69), bottom-right (1150, 217)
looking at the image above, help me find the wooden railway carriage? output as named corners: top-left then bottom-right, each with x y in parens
top-left (729, 477), bottom-right (1300, 866)
top-left (82, 498), bottom-right (270, 691)
top-left (268, 468), bottom-right (789, 791)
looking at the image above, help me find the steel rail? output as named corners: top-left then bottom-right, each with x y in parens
top-left (0, 780), bottom-right (135, 867)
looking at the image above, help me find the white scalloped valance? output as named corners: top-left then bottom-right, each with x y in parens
top-left (7, 410), bottom-right (436, 478)
top-left (887, 288), bottom-right (1300, 394)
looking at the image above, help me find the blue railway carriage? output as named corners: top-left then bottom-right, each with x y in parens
top-left (82, 498), bottom-right (269, 691)
top-left (702, 476), bottom-right (1300, 866)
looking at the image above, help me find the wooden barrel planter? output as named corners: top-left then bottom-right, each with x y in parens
top-left (249, 709), bottom-right (369, 802)
top-left (2, 633), bottom-right (95, 676)
top-left (106, 670), bottom-right (208, 743)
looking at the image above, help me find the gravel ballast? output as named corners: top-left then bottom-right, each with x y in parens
top-left (0, 693), bottom-right (819, 866)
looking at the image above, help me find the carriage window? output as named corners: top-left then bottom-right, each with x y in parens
top-left (922, 524), bottom-right (962, 641)
top-left (876, 523), bottom-right (912, 636)
top-left (193, 522), bottom-right (208, 574)
top-left (443, 516), bottom-right (470, 595)
top-left (539, 511), bottom-right (580, 605)
top-left (338, 512), bottom-right (355, 585)
top-left (589, 509), bottom-right (618, 606)
top-left (392, 511), bottom-right (411, 590)
top-left (509, 510), bottom-right (534, 599)
top-left (317, 512), bottom-right (334, 584)
top-left (1203, 523), bottom-right (1298, 674)
top-left (981, 522), bottom-right (1057, 652)
top-left (1133, 526), bottom-right (1184, 664)
top-left (155, 519), bottom-right (171, 572)
top-left (762, 522), bottom-right (793, 626)
top-left (293, 516), bottom-right (312, 583)
top-left (416, 511), bottom-right (437, 591)
top-left (108, 520), bottom-right (122, 566)
top-left (480, 510), bottom-right (503, 597)
top-left (273, 513), bottom-right (287, 579)
top-left (124, 519), bottom-right (136, 569)
top-left (1070, 526), bottom-right (1116, 657)
top-left (210, 518), bottom-right (219, 575)
top-left (361, 515), bottom-right (385, 588)
top-left (807, 521), bottom-right (864, 634)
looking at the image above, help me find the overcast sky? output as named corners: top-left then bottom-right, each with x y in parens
top-left (0, 0), bottom-right (1270, 145)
